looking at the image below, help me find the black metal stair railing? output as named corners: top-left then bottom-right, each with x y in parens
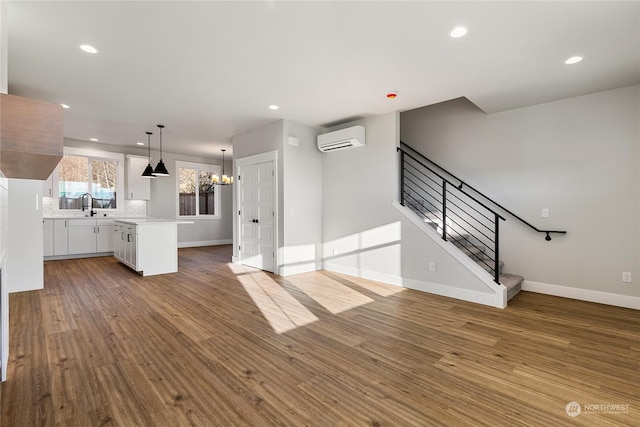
top-left (398, 142), bottom-right (567, 284)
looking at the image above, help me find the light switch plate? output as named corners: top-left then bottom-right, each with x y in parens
top-left (541, 208), bottom-right (549, 218)
top-left (622, 272), bottom-right (632, 283)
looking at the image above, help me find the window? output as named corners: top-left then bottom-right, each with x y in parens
top-left (177, 161), bottom-right (220, 217)
top-left (54, 147), bottom-right (124, 212)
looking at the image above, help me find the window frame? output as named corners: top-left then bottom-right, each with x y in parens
top-left (52, 147), bottom-right (125, 214)
top-left (175, 160), bottom-right (221, 219)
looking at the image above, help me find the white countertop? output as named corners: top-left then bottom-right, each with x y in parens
top-left (114, 218), bottom-right (194, 225)
top-left (44, 216), bottom-right (152, 220)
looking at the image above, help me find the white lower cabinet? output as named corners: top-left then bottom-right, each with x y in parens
top-left (96, 219), bottom-right (115, 252)
top-left (44, 218), bottom-right (116, 258)
top-left (53, 219), bottom-right (69, 256)
top-left (43, 220), bottom-right (54, 256)
top-left (114, 223), bottom-right (138, 270)
top-left (68, 219), bottom-right (98, 254)
top-left (114, 220), bottom-right (180, 276)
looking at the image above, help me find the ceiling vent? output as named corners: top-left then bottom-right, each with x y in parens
top-left (317, 125), bottom-right (365, 152)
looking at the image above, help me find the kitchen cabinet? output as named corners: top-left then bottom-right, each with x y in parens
top-left (42, 174), bottom-right (54, 197)
top-left (53, 219), bottom-right (69, 256)
top-left (68, 219), bottom-right (97, 254)
top-left (125, 155), bottom-right (151, 200)
top-left (115, 219), bottom-right (190, 276)
top-left (44, 218), bottom-right (116, 258)
top-left (114, 224), bottom-right (123, 260)
top-left (43, 219), bottom-right (54, 256)
top-left (114, 222), bottom-right (137, 269)
top-left (96, 219), bottom-right (115, 252)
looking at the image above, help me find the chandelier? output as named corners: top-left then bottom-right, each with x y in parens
top-left (212, 149), bottom-right (233, 185)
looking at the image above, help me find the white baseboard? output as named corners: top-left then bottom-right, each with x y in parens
top-left (522, 280), bottom-right (640, 310)
top-left (403, 277), bottom-right (499, 308)
top-left (322, 262), bottom-right (502, 308)
top-left (280, 262), bottom-right (321, 277)
top-left (178, 239), bottom-right (232, 248)
top-left (322, 262), bottom-right (403, 287)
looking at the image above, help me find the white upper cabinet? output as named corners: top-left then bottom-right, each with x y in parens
top-left (42, 173), bottom-right (54, 197)
top-left (125, 155), bottom-right (151, 200)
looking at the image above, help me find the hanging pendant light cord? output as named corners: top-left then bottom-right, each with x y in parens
top-left (147, 132), bottom-right (152, 160)
top-left (159, 126), bottom-right (163, 160)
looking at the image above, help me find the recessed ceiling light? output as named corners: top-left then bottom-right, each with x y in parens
top-left (450, 26), bottom-right (468, 38)
top-left (80, 44), bottom-right (98, 54)
top-left (60, 103), bottom-right (70, 109)
top-left (268, 104), bottom-right (279, 110)
top-left (565, 56), bottom-right (583, 65)
top-left (90, 138), bottom-right (98, 142)
top-left (136, 142), bottom-right (144, 146)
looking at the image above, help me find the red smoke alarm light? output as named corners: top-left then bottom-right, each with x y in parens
top-left (386, 91), bottom-right (398, 99)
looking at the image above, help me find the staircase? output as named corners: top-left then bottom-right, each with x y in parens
top-left (398, 142), bottom-right (566, 305)
top-left (423, 219), bottom-right (523, 302)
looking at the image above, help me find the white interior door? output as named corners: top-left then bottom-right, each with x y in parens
top-left (239, 160), bottom-right (274, 272)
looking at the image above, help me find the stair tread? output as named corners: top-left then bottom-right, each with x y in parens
top-left (499, 273), bottom-right (524, 289)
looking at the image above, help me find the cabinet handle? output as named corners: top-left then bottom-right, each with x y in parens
top-left (131, 192), bottom-right (133, 199)
top-left (127, 234), bottom-right (131, 243)
top-left (121, 231), bottom-right (124, 240)
top-left (65, 220), bottom-right (67, 227)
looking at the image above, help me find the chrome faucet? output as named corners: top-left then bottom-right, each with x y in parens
top-left (80, 193), bottom-right (96, 216)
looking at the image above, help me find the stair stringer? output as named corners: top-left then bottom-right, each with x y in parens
top-left (393, 201), bottom-right (507, 309)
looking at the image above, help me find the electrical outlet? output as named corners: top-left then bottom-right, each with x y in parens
top-left (622, 272), bottom-right (632, 283)
top-left (429, 262), bottom-right (436, 272)
top-left (541, 208), bottom-right (549, 218)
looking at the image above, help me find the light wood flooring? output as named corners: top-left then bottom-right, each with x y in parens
top-left (2, 245), bottom-right (639, 426)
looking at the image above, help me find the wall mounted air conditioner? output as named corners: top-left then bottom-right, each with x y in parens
top-left (317, 125), bottom-right (365, 152)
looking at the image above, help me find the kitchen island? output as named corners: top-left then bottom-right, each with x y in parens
top-left (114, 219), bottom-right (192, 276)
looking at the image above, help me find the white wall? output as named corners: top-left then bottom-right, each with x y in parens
top-left (146, 149), bottom-right (233, 246)
top-left (281, 121), bottom-right (322, 275)
top-left (1, 0), bottom-right (9, 382)
top-left (0, 0), bottom-right (6, 94)
top-left (231, 120), bottom-right (285, 263)
top-left (400, 86), bottom-right (640, 300)
top-left (321, 112), bottom-right (495, 299)
top-left (0, 175), bottom-right (7, 382)
top-left (6, 179), bottom-right (43, 293)
top-left (231, 119), bottom-right (323, 275)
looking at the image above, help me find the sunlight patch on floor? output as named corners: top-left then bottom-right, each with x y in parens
top-left (236, 270), bottom-right (319, 334)
top-left (285, 273), bottom-right (375, 315)
top-left (331, 274), bottom-right (406, 297)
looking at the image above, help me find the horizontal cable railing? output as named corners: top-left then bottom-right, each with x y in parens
top-left (399, 146), bottom-right (504, 283)
top-left (400, 142), bottom-right (567, 242)
top-left (398, 142), bottom-right (568, 284)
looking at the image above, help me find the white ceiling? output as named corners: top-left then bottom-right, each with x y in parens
top-left (7, 1), bottom-right (640, 159)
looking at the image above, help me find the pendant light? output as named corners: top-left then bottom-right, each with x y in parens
top-left (141, 131), bottom-right (157, 178)
top-left (153, 124), bottom-right (170, 176)
top-left (212, 149), bottom-right (233, 185)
